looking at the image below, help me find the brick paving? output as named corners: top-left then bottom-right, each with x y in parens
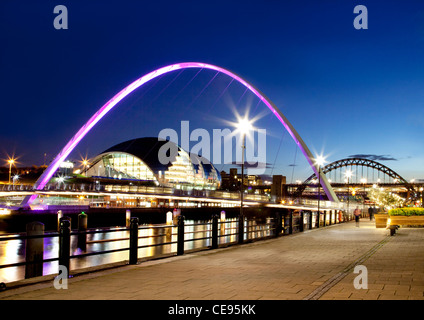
top-left (0, 219), bottom-right (423, 300)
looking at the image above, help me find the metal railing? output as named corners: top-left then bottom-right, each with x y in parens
top-left (0, 209), bottom-right (354, 287)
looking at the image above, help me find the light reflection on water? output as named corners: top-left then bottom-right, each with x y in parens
top-left (0, 218), bottom-right (272, 283)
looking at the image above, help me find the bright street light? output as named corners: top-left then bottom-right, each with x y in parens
top-left (345, 169), bottom-right (353, 179)
top-left (314, 155), bottom-right (326, 167)
top-left (237, 117), bottom-right (253, 135)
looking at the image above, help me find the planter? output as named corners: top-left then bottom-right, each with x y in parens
top-left (374, 214), bottom-right (388, 228)
top-left (389, 215), bottom-right (424, 227)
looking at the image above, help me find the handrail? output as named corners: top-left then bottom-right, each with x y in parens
top-left (0, 209), bottom-right (354, 285)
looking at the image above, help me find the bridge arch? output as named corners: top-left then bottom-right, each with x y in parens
top-left (22, 62), bottom-right (338, 206)
top-left (294, 157), bottom-right (414, 198)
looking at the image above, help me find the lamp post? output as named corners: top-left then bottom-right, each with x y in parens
top-left (345, 170), bottom-right (352, 216)
top-left (361, 178), bottom-right (367, 213)
top-left (314, 155), bottom-right (326, 226)
top-left (237, 118), bottom-right (252, 244)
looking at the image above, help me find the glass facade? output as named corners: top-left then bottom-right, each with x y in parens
top-left (165, 149), bottom-right (195, 185)
top-left (85, 150), bottom-right (221, 190)
top-left (86, 152), bottom-right (158, 182)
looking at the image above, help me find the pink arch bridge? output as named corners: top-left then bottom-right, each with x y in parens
top-left (21, 62), bottom-right (338, 206)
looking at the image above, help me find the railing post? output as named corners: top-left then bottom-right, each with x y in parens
top-left (58, 217), bottom-right (71, 276)
top-left (129, 217), bottom-right (139, 264)
top-left (211, 214), bottom-right (219, 249)
top-left (309, 211), bottom-right (313, 230)
top-left (77, 212), bottom-right (87, 250)
top-left (323, 210), bottom-right (327, 227)
top-left (289, 211), bottom-right (293, 234)
top-left (177, 215), bottom-right (185, 255)
top-left (275, 212), bottom-right (282, 237)
top-left (299, 211), bottom-right (304, 232)
top-left (25, 221), bottom-right (44, 279)
top-left (238, 213), bottom-right (244, 244)
top-left (316, 211), bottom-right (320, 228)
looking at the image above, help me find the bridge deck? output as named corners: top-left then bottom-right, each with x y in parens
top-left (1, 220), bottom-right (423, 301)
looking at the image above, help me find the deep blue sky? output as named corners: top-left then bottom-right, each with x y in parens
top-left (1, 0), bottom-right (424, 181)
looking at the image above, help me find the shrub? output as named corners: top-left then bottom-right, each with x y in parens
top-left (388, 207), bottom-right (424, 216)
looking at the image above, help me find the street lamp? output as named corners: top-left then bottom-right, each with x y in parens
top-left (82, 160), bottom-right (89, 173)
top-left (345, 170), bottom-right (353, 216)
top-left (361, 178), bottom-right (367, 212)
top-left (236, 117), bottom-right (252, 244)
top-left (314, 155), bottom-right (326, 227)
top-left (8, 158), bottom-right (16, 185)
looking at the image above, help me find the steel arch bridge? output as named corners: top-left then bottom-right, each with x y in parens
top-left (21, 62), bottom-right (339, 207)
top-left (294, 157), bottom-right (415, 198)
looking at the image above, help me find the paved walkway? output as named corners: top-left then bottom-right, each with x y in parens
top-left (1, 220), bottom-right (423, 300)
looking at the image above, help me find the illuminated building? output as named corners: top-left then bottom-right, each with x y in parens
top-left (84, 137), bottom-right (221, 190)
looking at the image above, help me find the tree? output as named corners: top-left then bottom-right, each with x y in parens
top-left (367, 187), bottom-right (404, 210)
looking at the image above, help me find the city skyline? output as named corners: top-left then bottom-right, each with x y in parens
top-left (1, 1), bottom-right (424, 182)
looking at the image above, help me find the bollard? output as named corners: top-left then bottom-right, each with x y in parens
top-left (299, 211), bottom-right (304, 232)
top-left (129, 217), bottom-right (139, 264)
top-left (77, 212), bottom-right (88, 250)
top-left (211, 214), bottom-right (219, 249)
top-left (177, 215), bottom-right (185, 255)
top-left (238, 214), bottom-right (244, 244)
top-left (58, 217), bottom-right (71, 276)
top-left (25, 221), bottom-right (44, 279)
top-left (316, 212), bottom-right (320, 228)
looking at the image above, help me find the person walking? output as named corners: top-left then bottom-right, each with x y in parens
top-left (354, 206), bottom-right (361, 227)
top-left (368, 206), bottom-right (374, 221)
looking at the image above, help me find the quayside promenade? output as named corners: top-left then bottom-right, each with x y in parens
top-left (1, 220), bottom-right (423, 300)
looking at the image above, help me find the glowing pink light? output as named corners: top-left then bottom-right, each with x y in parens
top-left (22, 62), bottom-right (337, 206)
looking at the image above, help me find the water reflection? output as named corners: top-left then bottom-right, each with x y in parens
top-left (0, 218), bottom-right (273, 283)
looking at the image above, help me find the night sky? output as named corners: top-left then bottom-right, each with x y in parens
top-left (1, 0), bottom-right (424, 182)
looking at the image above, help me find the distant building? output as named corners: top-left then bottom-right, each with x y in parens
top-left (271, 175), bottom-right (287, 202)
top-left (219, 167), bottom-right (280, 200)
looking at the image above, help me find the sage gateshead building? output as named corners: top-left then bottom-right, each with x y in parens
top-left (84, 137), bottom-right (221, 190)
